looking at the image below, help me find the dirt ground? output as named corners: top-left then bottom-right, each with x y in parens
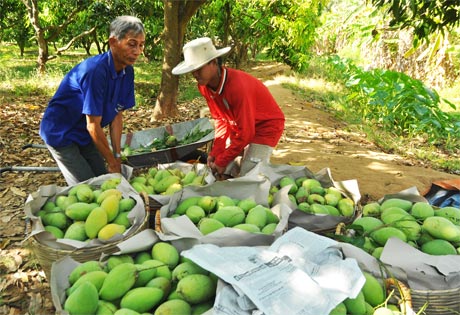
top-left (1, 62), bottom-right (459, 314)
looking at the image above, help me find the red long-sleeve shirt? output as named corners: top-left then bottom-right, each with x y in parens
top-left (198, 67), bottom-right (285, 168)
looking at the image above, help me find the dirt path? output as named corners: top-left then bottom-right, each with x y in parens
top-left (255, 65), bottom-right (459, 202)
top-left (1, 62), bottom-right (459, 314)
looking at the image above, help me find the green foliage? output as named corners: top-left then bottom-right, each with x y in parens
top-left (190, 0), bottom-right (326, 70)
top-left (370, 0), bottom-right (460, 40)
top-left (327, 56), bottom-right (460, 147)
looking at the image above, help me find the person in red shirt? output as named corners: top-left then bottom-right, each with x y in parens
top-left (172, 37), bottom-right (285, 179)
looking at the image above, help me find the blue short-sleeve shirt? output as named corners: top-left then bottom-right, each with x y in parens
top-left (39, 50), bottom-right (135, 147)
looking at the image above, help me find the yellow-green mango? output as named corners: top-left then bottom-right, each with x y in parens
top-left (362, 202), bottom-right (381, 217)
top-left (233, 223), bottom-right (260, 233)
top-left (434, 206), bottom-right (460, 225)
top-left (237, 198), bottom-right (257, 214)
top-left (64, 281), bottom-right (99, 315)
top-left (146, 276), bottom-right (172, 297)
top-left (197, 196), bottom-right (217, 213)
top-left (98, 223), bottom-right (126, 241)
top-left (181, 171), bottom-right (197, 186)
top-left (380, 198), bottom-right (412, 212)
top-left (96, 300), bottom-right (118, 315)
top-left (362, 272), bottom-right (385, 307)
top-left (213, 206), bottom-right (246, 227)
top-left (113, 308), bottom-right (140, 315)
top-left (245, 205), bottom-right (268, 229)
top-left (325, 205), bottom-right (341, 216)
top-left (352, 217), bottom-right (384, 233)
top-left (264, 207), bottom-right (280, 224)
top-left (172, 261), bottom-right (208, 282)
top-left (85, 206), bottom-right (108, 239)
top-left (101, 194), bottom-right (120, 222)
top-left (67, 270), bottom-right (108, 296)
top-left (191, 301), bottom-right (213, 315)
top-left (134, 251), bottom-right (152, 264)
top-left (215, 195), bottom-right (235, 210)
top-left (185, 205), bottom-right (206, 224)
top-left (343, 291), bottom-right (366, 315)
top-left (261, 223), bottom-right (277, 235)
top-left (113, 211), bottom-right (131, 228)
top-left (151, 242), bottom-right (180, 269)
top-left (120, 287), bottom-right (164, 313)
top-left (370, 227), bottom-right (407, 246)
top-left (279, 176), bottom-right (298, 194)
top-left (68, 260), bottom-right (103, 285)
top-left (100, 178), bottom-right (121, 191)
top-left (381, 207), bottom-right (415, 224)
top-left (410, 202), bottom-right (434, 220)
top-left (175, 196), bottom-right (201, 215)
top-left (422, 216), bottom-right (460, 242)
top-left (142, 259), bottom-right (172, 280)
top-left (421, 239), bottom-right (457, 255)
top-left (391, 220), bottom-right (421, 241)
top-left (97, 188), bottom-right (122, 204)
top-left (176, 274), bottom-right (216, 304)
top-left (329, 302), bottom-right (347, 315)
top-left (133, 259), bottom-right (159, 287)
top-left (76, 184), bottom-right (95, 203)
top-left (310, 204), bottom-right (329, 215)
top-left (44, 225), bottom-right (64, 239)
top-left (154, 299), bottom-right (192, 315)
top-left (99, 263), bottom-right (138, 301)
top-left (60, 195), bottom-right (79, 211)
top-left (64, 221), bottom-right (87, 241)
top-left (119, 198), bottom-right (136, 212)
top-left (106, 254), bottom-right (135, 271)
top-left (65, 202), bottom-right (99, 221)
top-left (155, 175), bottom-right (181, 194)
top-left (337, 198), bottom-right (354, 216)
top-left (324, 193), bottom-right (340, 207)
top-left (42, 212), bottom-right (70, 230)
top-left (198, 218), bottom-right (225, 235)
top-left (164, 183), bottom-right (183, 195)
top-left (295, 186), bottom-right (310, 204)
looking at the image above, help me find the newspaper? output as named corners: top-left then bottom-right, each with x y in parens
top-left (182, 227), bottom-right (365, 315)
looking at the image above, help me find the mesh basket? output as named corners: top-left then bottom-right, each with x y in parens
top-left (28, 192), bottom-right (150, 279)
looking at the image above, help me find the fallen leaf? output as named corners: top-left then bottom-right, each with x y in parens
top-left (1, 215), bottom-right (12, 223)
top-left (10, 187), bottom-right (27, 197)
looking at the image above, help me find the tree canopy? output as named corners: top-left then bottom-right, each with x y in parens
top-left (370, 0), bottom-right (460, 39)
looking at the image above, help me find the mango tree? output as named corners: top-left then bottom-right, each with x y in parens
top-left (151, 0), bottom-right (206, 121)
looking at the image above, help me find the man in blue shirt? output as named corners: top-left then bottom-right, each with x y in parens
top-left (39, 16), bottom-right (145, 185)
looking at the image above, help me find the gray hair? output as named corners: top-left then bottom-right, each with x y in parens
top-left (109, 16), bottom-right (144, 40)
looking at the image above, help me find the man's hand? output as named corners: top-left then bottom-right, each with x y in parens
top-left (107, 156), bottom-right (122, 174)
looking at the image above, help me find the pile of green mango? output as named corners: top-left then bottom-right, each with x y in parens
top-left (129, 167), bottom-right (207, 196)
top-left (271, 176), bottom-right (356, 217)
top-left (346, 197), bottom-right (460, 257)
top-left (36, 177), bottom-right (137, 242)
top-left (169, 195), bottom-right (280, 235)
top-left (62, 241), bottom-right (216, 315)
top-left (122, 126), bottom-right (213, 157)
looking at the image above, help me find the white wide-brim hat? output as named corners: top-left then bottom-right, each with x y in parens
top-left (172, 37), bottom-right (231, 75)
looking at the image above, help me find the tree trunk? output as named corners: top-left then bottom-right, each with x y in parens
top-left (36, 29), bottom-right (49, 74)
top-left (22, 0), bottom-right (48, 74)
top-left (151, 0), bottom-right (206, 121)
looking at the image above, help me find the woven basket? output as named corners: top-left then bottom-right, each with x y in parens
top-left (29, 192), bottom-right (150, 279)
top-left (385, 277), bottom-right (460, 314)
top-left (410, 287), bottom-right (460, 315)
